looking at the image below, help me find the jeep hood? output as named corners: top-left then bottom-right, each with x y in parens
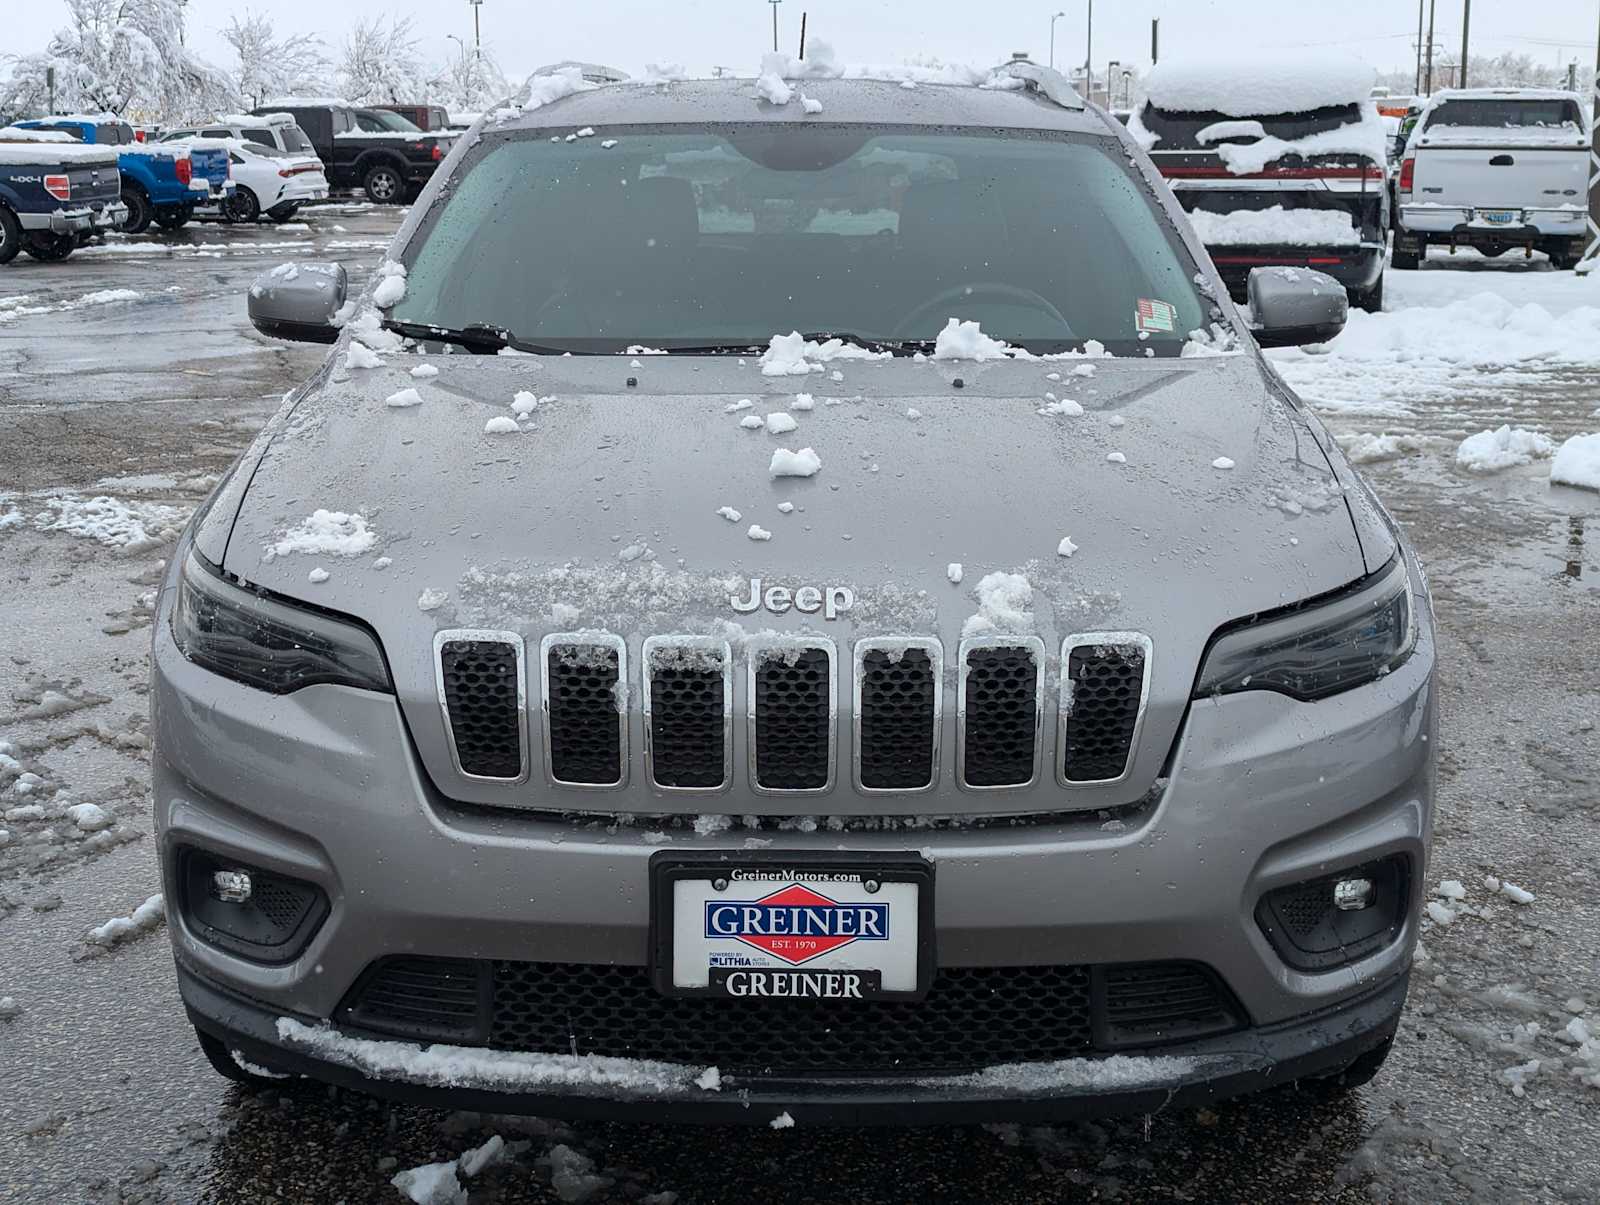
top-left (203, 348), bottom-right (1383, 816)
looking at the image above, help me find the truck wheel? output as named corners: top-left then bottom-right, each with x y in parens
top-left (120, 188), bottom-right (152, 234)
top-left (1390, 242), bottom-right (1421, 271)
top-left (363, 163), bottom-right (404, 204)
top-left (227, 187), bottom-right (261, 224)
top-left (0, 206), bottom-right (20, 266)
top-left (154, 208), bottom-right (191, 231)
top-left (194, 1026), bottom-right (289, 1090)
top-left (1350, 274), bottom-right (1384, 314)
top-left (22, 232), bottom-right (76, 262)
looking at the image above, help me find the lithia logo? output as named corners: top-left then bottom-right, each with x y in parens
top-left (730, 578), bottom-right (854, 619)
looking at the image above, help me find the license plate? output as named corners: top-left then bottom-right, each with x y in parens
top-left (1478, 209), bottom-right (1519, 225)
top-left (650, 853), bottom-right (934, 1000)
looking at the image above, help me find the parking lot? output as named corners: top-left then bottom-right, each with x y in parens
top-left (2, 204), bottom-right (1598, 1204)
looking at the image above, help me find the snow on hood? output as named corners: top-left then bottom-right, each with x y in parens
top-left (1143, 51), bottom-right (1376, 116)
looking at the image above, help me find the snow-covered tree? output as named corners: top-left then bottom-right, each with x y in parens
top-left (0, 0), bottom-right (232, 121)
top-left (338, 15), bottom-right (431, 105)
top-left (436, 48), bottom-right (511, 113)
top-left (223, 11), bottom-right (331, 110)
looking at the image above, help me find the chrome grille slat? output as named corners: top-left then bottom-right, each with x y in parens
top-left (748, 638), bottom-right (837, 794)
top-left (540, 633), bottom-right (628, 789)
top-left (1058, 633), bottom-right (1152, 787)
top-left (433, 630), bottom-right (528, 783)
top-left (643, 636), bottom-right (733, 792)
top-left (957, 637), bottom-right (1045, 790)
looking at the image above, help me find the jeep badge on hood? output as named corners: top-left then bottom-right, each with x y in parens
top-left (730, 578), bottom-right (855, 620)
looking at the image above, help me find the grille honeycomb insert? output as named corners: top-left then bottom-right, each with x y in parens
top-left (647, 645), bottom-right (728, 789)
top-left (962, 645), bottom-right (1039, 787)
top-left (858, 646), bottom-right (937, 790)
top-left (753, 646), bottom-right (832, 791)
top-left (1062, 642), bottom-right (1147, 783)
top-left (545, 642), bottom-right (623, 785)
top-left (438, 638), bottom-right (524, 779)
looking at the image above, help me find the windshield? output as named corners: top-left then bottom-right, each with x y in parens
top-left (1426, 97), bottom-right (1584, 131)
top-left (360, 109), bottom-right (422, 133)
top-left (392, 127), bottom-right (1210, 356)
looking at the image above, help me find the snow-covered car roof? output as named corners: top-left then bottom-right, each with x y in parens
top-left (0, 125), bottom-right (77, 143)
top-left (1141, 51), bottom-right (1376, 116)
top-left (28, 112), bottom-right (126, 125)
top-left (1425, 86), bottom-right (1588, 104)
top-left (215, 112), bottom-right (297, 128)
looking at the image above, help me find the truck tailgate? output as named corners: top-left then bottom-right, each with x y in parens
top-left (1412, 141), bottom-right (1588, 211)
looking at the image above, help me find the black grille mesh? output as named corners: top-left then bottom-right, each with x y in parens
top-left (962, 646), bottom-right (1039, 786)
top-left (754, 647), bottom-right (831, 790)
top-left (439, 639), bottom-right (523, 779)
top-left (648, 650), bottom-right (727, 789)
top-left (1063, 644), bottom-right (1146, 783)
top-left (546, 644), bottom-right (622, 785)
top-left (858, 647), bottom-right (937, 790)
top-left (340, 958), bottom-right (1240, 1075)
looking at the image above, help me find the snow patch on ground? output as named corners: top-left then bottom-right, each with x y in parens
top-left (1551, 433), bottom-right (1600, 491)
top-left (1455, 425), bottom-right (1556, 472)
top-left (1339, 432), bottom-right (1424, 464)
top-left (32, 495), bottom-right (189, 549)
top-left (86, 893), bottom-right (164, 949)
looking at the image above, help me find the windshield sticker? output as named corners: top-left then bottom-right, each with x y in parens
top-left (1135, 298), bottom-right (1177, 334)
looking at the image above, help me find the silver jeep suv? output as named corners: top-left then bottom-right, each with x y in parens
top-left (152, 62), bottom-right (1434, 1125)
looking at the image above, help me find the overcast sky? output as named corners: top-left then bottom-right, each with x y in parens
top-left (11, 0), bottom-right (1600, 85)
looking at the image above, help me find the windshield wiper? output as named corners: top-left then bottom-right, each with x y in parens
top-left (381, 320), bottom-right (582, 356)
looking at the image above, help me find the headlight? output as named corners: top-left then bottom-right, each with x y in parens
top-left (1194, 557), bottom-right (1416, 702)
top-left (172, 551), bottom-right (391, 695)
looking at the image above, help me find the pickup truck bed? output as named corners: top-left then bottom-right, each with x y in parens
top-left (0, 137), bottom-right (128, 264)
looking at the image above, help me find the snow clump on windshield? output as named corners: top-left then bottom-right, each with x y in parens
top-left (932, 318), bottom-right (1014, 362)
top-left (760, 331), bottom-right (891, 376)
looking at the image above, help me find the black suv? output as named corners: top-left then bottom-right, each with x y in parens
top-left (251, 103), bottom-right (452, 203)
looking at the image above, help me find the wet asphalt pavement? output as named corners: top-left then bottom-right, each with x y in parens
top-left (1, 209), bottom-right (1598, 1204)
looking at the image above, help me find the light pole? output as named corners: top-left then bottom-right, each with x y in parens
top-left (1459, 0), bottom-right (1471, 88)
top-left (1049, 11), bottom-right (1066, 69)
top-left (448, 34), bottom-right (466, 68)
top-left (769, 0), bottom-right (782, 54)
top-left (1084, 1), bottom-right (1094, 104)
top-left (468, 0), bottom-right (483, 57)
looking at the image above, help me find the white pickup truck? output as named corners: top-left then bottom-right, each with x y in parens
top-left (1394, 87), bottom-right (1591, 269)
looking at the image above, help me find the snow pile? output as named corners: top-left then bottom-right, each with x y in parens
top-left (418, 589), bottom-right (449, 612)
top-left (1056, 536), bottom-right (1078, 558)
top-left (1454, 425), bottom-right (1556, 472)
top-left (1212, 456), bottom-right (1236, 470)
top-left (66, 803), bottom-right (112, 832)
top-left (739, 415), bottom-right (764, 430)
top-left (411, 364), bottom-right (439, 379)
top-left (769, 447), bottom-right (822, 477)
top-left (1187, 207), bottom-right (1360, 247)
top-left (86, 893), bottom-right (165, 949)
top-left (759, 331), bottom-right (890, 376)
top-left (484, 416), bottom-right (520, 434)
top-left (933, 318), bottom-right (1014, 362)
top-left (1339, 432), bottom-right (1422, 464)
top-left (1038, 398), bottom-right (1085, 417)
top-left (268, 510), bottom-right (377, 559)
top-left (1195, 119), bottom-right (1267, 144)
top-left (1214, 103), bottom-right (1387, 175)
top-left (962, 571), bottom-right (1033, 638)
top-left (385, 387), bottom-right (424, 409)
top-left (765, 412), bottom-right (797, 434)
top-left (947, 563), bottom-right (963, 584)
top-left (276, 1018), bottom-right (717, 1096)
top-left (747, 524), bottom-right (772, 541)
top-left (716, 506), bottom-right (741, 522)
top-left (35, 495), bottom-right (189, 548)
top-left (346, 341), bottom-right (383, 370)
top-left (1143, 51), bottom-right (1375, 117)
top-left (1550, 433), bottom-right (1600, 491)
top-left (518, 66), bottom-right (598, 114)
top-left (370, 260), bottom-right (407, 308)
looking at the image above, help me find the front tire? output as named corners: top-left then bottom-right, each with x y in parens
top-left (22, 232), bottom-right (76, 262)
top-left (120, 189), bottom-right (152, 234)
top-left (154, 208), bottom-right (191, 231)
top-left (363, 163), bottom-right (404, 204)
top-left (227, 186), bottom-right (261, 224)
top-left (1350, 273), bottom-right (1384, 314)
top-left (0, 206), bottom-right (21, 265)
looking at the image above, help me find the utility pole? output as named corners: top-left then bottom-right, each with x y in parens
top-left (1579, 3), bottom-right (1600, 275)
top-left (1415, 0), bottom-right (1425, 94)
top-left (769, 0), bottom-right (781, 54)
top-left (1459, 0), bottom-right (1471, 89)
top-left (1151, 18), bottom-right (1159, 65)
top-left (469, 0), bottom-right (482, 57)
top-left (1084, 0), bottom-right (1094, 104)
top-left (1425, 0), bottom-right (1437, 94)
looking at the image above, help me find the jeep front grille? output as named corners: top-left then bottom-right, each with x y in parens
top-left (541, 634), bottom-right (626, 788)
top-left (434, 631), bottom-right (527, 781)
top-left (749, 640), bottom-right (835, 793)
top-left (1060, 635), bottom-right (1152, 785)
top-left (855, 640), bottom-right (940, 792)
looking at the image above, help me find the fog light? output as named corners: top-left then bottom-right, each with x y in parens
top-left (211, 869), bottom-right (253, 904)
top-left (1333, 877), bottom-right (1374, 911)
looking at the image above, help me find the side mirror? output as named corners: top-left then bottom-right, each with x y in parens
top-left (1247, 267), bottom-right (1349, 348)
top-left (247, 262), bottom-right (348, 343)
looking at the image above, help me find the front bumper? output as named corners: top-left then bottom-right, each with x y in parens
top-left (151, 543), bottom-right (1436, 1120)
top-left (181, 959), bottom-right (1408, 1125)
top-left (1211, 243), bottom-right (1387, 299)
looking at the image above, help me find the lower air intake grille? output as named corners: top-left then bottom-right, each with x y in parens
top-left (647, 644), bottom-right (728, 789)
top-left (338, 958), bottom-right (1242, 1075)
top-left (961, 645), bottom-right (1040, 787)
top-left (1062, 641), bottom-right (1147, 783)
top-left (753, 646), bottom-right (832, 791)
top-left (858, 646), bottom-right (937, 790)
top-left (438, 637), bottom-right (524, 779)
top-left (545, 641), bottom-right (624, 786)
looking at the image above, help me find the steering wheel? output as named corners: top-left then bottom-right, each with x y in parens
top-left (892, 281), bottom-right (1073, 341)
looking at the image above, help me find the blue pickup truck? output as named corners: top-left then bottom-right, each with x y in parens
top-left (13, 115), bottom-right (233, 233)
top-left (0, 127), bottom-right (128, 263)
